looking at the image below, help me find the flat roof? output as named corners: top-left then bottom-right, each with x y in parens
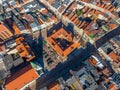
top-left (5, 64), bottom-right (38, 90)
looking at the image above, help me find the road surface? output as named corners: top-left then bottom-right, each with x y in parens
top-left (94, 26), bottom-right (120, 48)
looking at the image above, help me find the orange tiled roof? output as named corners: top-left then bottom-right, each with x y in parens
top-left (108, 24), bottom-right (117, 29)
top-left (48, 82), bottom-right (62, 90)
top-left (104, 78), bottom-right (110, 83)
top-left (51, 16), bottom-right (58, 23)
top-left (102, 0), bottom-right (111, 3)
top-left (0, 23), bottom-right (13, 40)
top-left (104, 4), bottom-right (109, 9)
top-left (68, 2), bottom-right (76, 10)
top-left (102, 68), bottom-right (111, 77)
top-left (68, 12), bottom-right (74, 19)
top-left (47, 27), bottom-right (79, 59)
top-left (23, 14), bottom-right (33, 22)
top-left (5, 65), bottom-right (38, 90)
top-left (38, 18), bottom-right (44, 24)
top-left (97, 2), bottom-right (101, 7)
top-left (109, 84), bottom-right (117, 90)
top-left (109, 7), bottom-right (115, 12)
top-left (15, 37), bottom-right (35, 61)
top-left (70, 14), bottom-right (77, 21)
top-left (49, 0), bottom-right (54, 4)
top-left (12, 24), bottom-right (21, 35)
top-left (109, 51), bottom-right (120, 63)
top-left (88, 59), bottom-right (97, 66)
top-left (41, 9), bottom-right (48, 15)
top-left (23, 0), bottom-right (29, 3)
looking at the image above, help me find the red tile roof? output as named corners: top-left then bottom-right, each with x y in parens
top-left (5, 65), bottom-right (38, 90)
top-left (47, 27), bottom-right (79, 59)
top-left (88, 59), bottom-right (97, 66)
top-left (41, 9), bottom-right (48, 15)
top-left (49, 0), bottom-right (54, 4)
top-left (23, 14), bottom-right (33, 22)
top-left (91, 29), bottom-right (101, 35)
top-left (102, 68), bottom-right (111, 77)
top-left (109, 51), bottom-right (120, 63)
top-left (108, 24), bottom-right (117, 29)
top-left (15, 37), bottom-right (35, 61)
top-left (48, 81), bottom-right (62, 90)
top-left (109, 84), bottom-right (117, 90)
top-left (0, 23), bottom-right (13, 40)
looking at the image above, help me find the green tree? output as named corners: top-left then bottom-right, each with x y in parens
top-left (76, 10), bottom-right (83, 16)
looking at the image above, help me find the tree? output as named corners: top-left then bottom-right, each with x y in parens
top-left (90, 33), bottom-right (94, 39)
top-left (76, 9), bottom-right (83, 16)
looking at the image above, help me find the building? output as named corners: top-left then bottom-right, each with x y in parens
top-left (63, 0), bottom-right (118, 42)
top-left (75, 67), bottom-right (98, 90)
top-left (12, 24), bottom-right (21, 35)
top-left (15, 37), bottom-right (35, 61)
top-left (109, 83), bottom-right (117, 90)
top-left (2, 36), bottom-right (35, 62)
top-left (0, 53), bottom-right (7, 80)
top-left (85, 54), bottom-right (117, 90)
top-left (111, 73), bottom-right (120, 88)
top-left (47, 24), bottom-right (79, 60)
top-left (0, 35), bottom-right (35, 76)
top-left (48, 81), bottom-right (62, 90)
top-left (0, 21), bottom-right (21, 43)
top-left (3, 54), bottom-right (24, 73)
top-left (65, 67), bottom-right (98, 90)
top-left (109, 51), bottom-right (120, 66)
top-left (47, 0), bottom-right (70, 13)
top-left (5, 64), bottom-right (39, 90)
top-left (0, 45), bottom-right (5, 51)
top-left (0, 23), bottom-right (13, 41)
top-left (102, 0), bottom-right (111, 4)
top-left (100, 37), bottom-right (120, 74)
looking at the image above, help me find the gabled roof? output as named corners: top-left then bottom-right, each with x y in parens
top-left (5, 65), bottom-right (38, 90)
top-left (0, 23), bottom-right (13, 40)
